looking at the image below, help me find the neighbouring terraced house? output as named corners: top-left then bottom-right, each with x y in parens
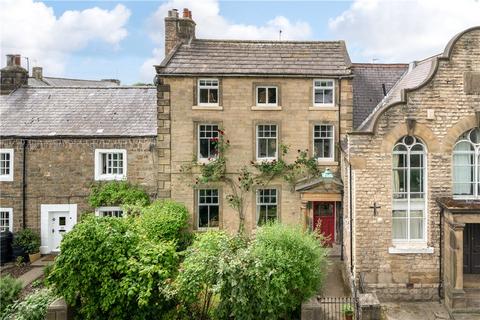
top-left (1, 7), bottom-right (479, 314)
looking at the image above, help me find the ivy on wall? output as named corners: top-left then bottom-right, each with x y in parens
top-left (88, 181), bottom-right (151, 208)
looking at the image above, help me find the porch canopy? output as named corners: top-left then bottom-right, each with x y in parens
top-left (295, 175), bottom-right (343, 202)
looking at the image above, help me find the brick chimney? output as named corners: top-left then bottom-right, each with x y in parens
top-left (32, 67), bottom-right (43, 80)
top-left (164, 8), bottom-right (196, 56)
top-left (0, 54), bottom-right (28, 95)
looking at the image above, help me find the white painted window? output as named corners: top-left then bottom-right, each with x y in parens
top-left (313, 125), bottom-right (335, 160)
top-left (95, 207), bottom-right (123, 218)
top-left (256, 124), bottom-right (278, 161)
top-left (198, 79), bottom-right (219, 106)
top-left (94, 149), bottom-right (127, 181)
top-left (256, 86), bottom-right (278, 106)
top-left (197, 189), bottom-right (219, 229)
top-left (313, 79), bottom-right (334, 106)
top-left (256, 189), bottom-right (278, 226)
top-left (392, 136), bottom-right (426, 242)
top-left (198, 124), bottom-right (219, 161)
top-left (0, 149), bottom-right (14, 181)
top-left (453, 128), bottom-right (480, 198)
top-left (0, 208), bottom-right (13, 232)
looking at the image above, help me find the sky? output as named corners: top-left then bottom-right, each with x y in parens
top-left (1, 0), bottom-right (479, 85)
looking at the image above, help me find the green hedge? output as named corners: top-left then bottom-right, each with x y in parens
top-left (0, 275), bottom-right (22, 315)
top-left (88, 181), bottom-right (150, 208)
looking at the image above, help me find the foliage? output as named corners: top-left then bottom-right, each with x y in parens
top-left (47, 211), bottom-right (183, 320)
top-left (1, 288), bottom-right (57, 320)
top-left (216, 223), bottom-right (328, 320)
top-left (87, 181), bottom-right (150, 209)
top-left (175, 224), bottom-right (327, 320)
top-left (12, 229), bottom-right (40, 254)
top-left (0, 275), bottom-right (22, 315)
top-left (136, 200), bottom-right (193, 251)
top-left (342, 304), bottom-right (354, 316)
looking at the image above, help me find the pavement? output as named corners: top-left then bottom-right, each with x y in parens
top-left (382, 301), bottom-right (451, 320)
top-left (17, 255), bottom-right (54, 288)
top-left (320, 255), bottom-right (351, 297)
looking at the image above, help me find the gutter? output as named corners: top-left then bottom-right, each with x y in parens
top-left (22, 139), bottom-right (28, 229)
top-left (349, 163), bottom-right (353, 274)
top-left (438, 208), bottom-right (444, 302)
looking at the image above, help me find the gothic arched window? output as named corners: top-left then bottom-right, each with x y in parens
top-left (453, 128), bottom-right (480, 198)
top-left (392, 136), bottom-right (426, 241)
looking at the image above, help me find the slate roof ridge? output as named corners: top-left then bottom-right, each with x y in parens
top-left (23, 85), bottom-right (155, 89)
top-left (352, 63), bottom-right (409, 67)
top-left (190, 38), bottom-right (346, 44)
top-left (41, 76), bottom-right (117, 82)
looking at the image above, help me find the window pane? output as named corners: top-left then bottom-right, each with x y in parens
top-left (392, 211), bottom-right (407, 239)
top-left (257, 205), bottom-right (267, 226)
top-left (258, 139), bottom-right (267, 158)
top-left (199, 89), bottom-right (209, 103)
top-left (267, 205), bottom-right (277, 222)
top-left (267, 139), bottom-right (276, 157)
top-left (209, 205), bottom-right (219, 227)
top-left (324, 89), bottom-right (333, 104)
top-left (314, 90), bottom-right (324, 104)
top-left (257, 88), bottom-right (266, 104)
top-left (410, 169), bottom-right (423, 193)
top-left (209, 89), bottom-right (218, 103)
top-left (268, 88), bottom-right (276, 104)
top-left (199, 206), bottom-right (209, 228)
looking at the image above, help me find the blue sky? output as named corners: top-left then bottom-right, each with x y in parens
top-left (1, 0), bottom-right (479, 85)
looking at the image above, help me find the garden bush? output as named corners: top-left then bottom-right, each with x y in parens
top-left (0, 275), bottom-right (22, 315)
top-left (88, 181), bottom-right (150, 208)
top-left (47, 209), bottom-right (183, 320)
top-left (12, 229), bottom-right (40, 254)
top-left (1, 288), bottom-right (56, 320)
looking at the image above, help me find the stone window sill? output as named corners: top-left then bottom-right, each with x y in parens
top-left (316, 160), bottom-right (338, 166)
top-left (251, 106), bottom-right (282, 111)
top-left (196, 227), bottom-right (219, 232)
top-left (192, 105), bottom-right (223, 111)
top-left (309, 106), bottom-right (338, 111)
top-left (388, 245), bottom-right (434, 254)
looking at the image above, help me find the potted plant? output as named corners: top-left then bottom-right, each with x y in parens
top-left (12, 229), bottom-right (41, 263)
top-left (342, 304), bottom-right (354, 320)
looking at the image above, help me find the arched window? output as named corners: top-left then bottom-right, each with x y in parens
top-left (453, 128), bottom-right (480, 198)
top-left (392, 136), bottom-right (426, 241)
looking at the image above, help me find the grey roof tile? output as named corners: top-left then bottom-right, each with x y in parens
top-left (0, 86), bottom-right (156, 137)
top-left (27, 77), bottom-right (119, 87)
top-left (352, 63), bottom-right (408, 128)
top-left (157, 39), bottom-right (352, 76)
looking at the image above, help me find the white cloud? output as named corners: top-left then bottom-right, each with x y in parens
top-left (329, 0), bottom-right (480, 63)
top-left (0, 0), bottom-right (130, 76)
top-left (140, 0), bottom-right (312, 82)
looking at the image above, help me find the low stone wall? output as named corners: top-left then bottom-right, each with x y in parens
top-left (46, 298), bottom-right (72, 320)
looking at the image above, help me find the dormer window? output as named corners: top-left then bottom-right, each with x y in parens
top-left (313, 80), bottom-right (334, 106)
top-left (198, 79), bottom-right (219, 106)
top-left (256, 86), bottom-right (278, 106)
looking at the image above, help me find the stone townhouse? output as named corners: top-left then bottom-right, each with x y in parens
top-left (0, 56), bottom-right (159, 254)
top-left (342, 26), bottom-right (480, 312)
top-left (154, 9), bottom-right (354, 241)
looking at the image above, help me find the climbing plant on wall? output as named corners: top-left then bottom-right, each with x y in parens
top-left (181, 128), bottom-right (321, 233)
top-left (88, 181), bottom-right (151, 209)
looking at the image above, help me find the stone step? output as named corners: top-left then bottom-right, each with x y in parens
top-left (464, 289), bottom-right (480, 308)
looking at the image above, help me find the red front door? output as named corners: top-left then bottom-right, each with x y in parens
top-left (313, 202), bottom-right (335, 246)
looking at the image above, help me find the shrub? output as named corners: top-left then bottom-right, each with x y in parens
top-left (137, 200), bottom-right (192, 250)
top-left (217, 223), bottom-right (328, 320)
top-left (12, 229), bottom-right (40, 254)
top-left (1, 288), bottom-right (56, 320)
top-left (88, 181), bottom-right (150, 208)
top-left (0, 275), bottom-right (22, 315)
top-left (47, 202), bottom-right (190, 320)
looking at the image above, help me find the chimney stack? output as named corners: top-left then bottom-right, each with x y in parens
top-left (1, 54), bottom-right (28, 95)
top-left (164, 8), bottom-right (196, 56)
top-left (32, 67), bottom-right (43, 80)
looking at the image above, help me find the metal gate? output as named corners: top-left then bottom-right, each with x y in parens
top-left (315, 296), bottom-right (357, 320)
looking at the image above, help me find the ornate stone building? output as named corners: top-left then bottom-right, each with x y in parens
top-left (342, 27), bottom-right (480, 312)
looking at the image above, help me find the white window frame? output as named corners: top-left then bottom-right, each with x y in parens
top-left (452, 128), bottom-right (480, 199)
top-left (391, 136), bottom-right (427, 245)
top-left (0, 149), bottom-right (14, 181)
top-left (197, 189), bottom-right (220, 230)
top-left (198, 79), bottom-right (219, 106)
top-left (313, 124), bottom-right (335, 161)
top-left (0, 208), bottom-right (13, 232)
top-left (256, 188), bottom-right (278, 226)
top-left (313, 79), bottom-right (335, 107)
top-left (197, 124), bottom-right (219, 163)
top-left (256, 86), bottom-right (278, 107)
top-left (256, 124), bottom-right (278, 162)
top-left (95, 206), bottom-right (124, 218)
top-left (94, 149), bottom-right (127, 181)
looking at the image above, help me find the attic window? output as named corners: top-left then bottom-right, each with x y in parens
top-left (198, 79), bottom-right (219, 106)
top-left (313, 80), bottom-right (334, 106)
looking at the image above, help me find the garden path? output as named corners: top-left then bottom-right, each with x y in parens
top-left (18, 256), bottom-right (53, 288)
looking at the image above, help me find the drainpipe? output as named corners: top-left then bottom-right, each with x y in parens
top-left (22, 139), bottom-right (28, 229)
top-left (349, 164), bottom-right (353, 274)
top-left (438, 207), bottom-right (444, 301)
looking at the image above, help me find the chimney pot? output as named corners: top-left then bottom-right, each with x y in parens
top-left (168, 9), bottom-right (178, 18)
top-left (14, 55), bottom-right (21, 66)
top-left (183, 8), bottom-right (189, 18)
top-left (32, 67), bottom-right (43, 80)
top-left (188, 10), bottom-right (192, 19)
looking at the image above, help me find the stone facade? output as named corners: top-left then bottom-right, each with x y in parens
top-left (0, 137), bottom-right (158, 234)
top-left (159, 75), bottom-right (353, 233)
top-left (343, 27), bottom-right (480, 303)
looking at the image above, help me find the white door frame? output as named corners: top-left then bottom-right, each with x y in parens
top-left (40, 204), bottom-right (77, 254)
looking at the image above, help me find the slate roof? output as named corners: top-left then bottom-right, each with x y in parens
top-left (157, 39), bottom-right (352, 76)
top-left (352, 63), bottom-right (408, 129)
top-left (357, 56), bottom-right (437, 132)
top-left (0, 86), bottom-right (157, 137)
top-left (27, 77), bottom-right (119, 87)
